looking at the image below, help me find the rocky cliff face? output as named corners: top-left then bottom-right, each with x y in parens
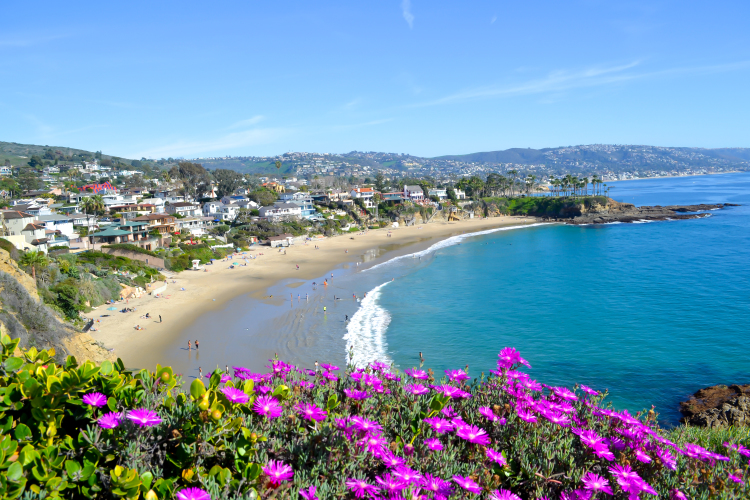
top-left (679, 384), bottom-right (750, 428)
top-left (569, 201), bottom-right (737, 225)
top-left (0, 249), bottom-right (115, 364)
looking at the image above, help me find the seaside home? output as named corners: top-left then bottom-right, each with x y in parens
top-left (132, 213), bottom-right (176, 236)
top-left (382, 192), bottom-right (405, 203)
top-left (70, 213), bottom-right (98, 232)
top-left (202, 201), bottom-right (240, 222)
top-left (350, 187), bottom-right (377, 209)
top-left (0, 166), bottom-right (11, 176)
top-left (21, 222), bottom-right (49, 254)
top-left (35, 214), bottom-right (76, 239)
top-left (166, 201), bottom-right (201, 217)
top-left (174, 216), bottom-right (209, 237)
top-left (428, 188), bottom-right (448, 200)
top-left (454, 189), bottom-right (466, 200)
top-left (140, 198), bottom-right (166, 213)
top-left (267, 233), bottom-right (294, 248)
top-left (403, 185), bottom-right (425, 202)
top-left (258, 202), bottom-right (302, 221)
top-left (280, 192), bottom-right (317, 219)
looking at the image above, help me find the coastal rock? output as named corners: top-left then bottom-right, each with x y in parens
top-left (567, 200), bottom-right (732, 225)
top-left (679, 384), bottom-right (750, 428)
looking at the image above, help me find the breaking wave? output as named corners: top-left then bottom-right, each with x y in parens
top-left (343, 281), bottom-right (392, 367)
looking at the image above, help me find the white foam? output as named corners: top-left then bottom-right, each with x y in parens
top-left (343, 281), bottom-right (392, 367)
top-left (365, 222), bottom-right (553, 272)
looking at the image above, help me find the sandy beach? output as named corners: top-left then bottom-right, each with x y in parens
top-left (86, 216), bottom-right (539, 369)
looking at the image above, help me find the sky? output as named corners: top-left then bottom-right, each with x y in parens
top-left (1, 1), bottom-right (749, 159)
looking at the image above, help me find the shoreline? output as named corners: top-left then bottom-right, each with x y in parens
top-left (87, 216), bottom-right (541, 370)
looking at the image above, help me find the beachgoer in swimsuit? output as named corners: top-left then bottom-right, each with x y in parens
top-left (188, 341), bottom-right (192, 351)
top-left (195, 340), bottom-right (199, 350)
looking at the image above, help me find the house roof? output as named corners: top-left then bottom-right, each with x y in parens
top-left (134, 214), bottom-right (175, 222)
top-left (169, 202), bottom-right (198, 208)
top-left (404, 185), bottom-right (423, 191)
top-left (353, 188), bottom-right (374, 193)
top-left (31, 238), bottom-right (49, 245)
top-left (92, 227), bottom-right (132, 238)
top-left (22, 223), bottom-right (46, 231)
top-left (36, 214), bottom-right (73, 222)
top-left (1, 210), bottom-right (34, 219)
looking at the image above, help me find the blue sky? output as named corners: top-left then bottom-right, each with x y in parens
top-left (1, 1), bottom-right (749, 159)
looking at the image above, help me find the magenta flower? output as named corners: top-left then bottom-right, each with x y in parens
top-left (404, 384), bottom-right (430, 396)
top-left (344, 388), bottom-right (370, 400)
top-left (634, 449), bottom-right (652, 463)
top-left (479, 406), bottom-right (498, 422)
top-left (581, 473), bottom-right (613, 495)
top-left (490, 489), bottom-right (522, 500)
top-left (445, 369), bottom-right (470, 383)
top-left (263, 460), bottom-right (294, 486)
top-left (724, 442), bottom-right (750, 457)
top-left (392, 466), bottom-right (423, 484)
top-left (497, 347), bottom-right (531, 369)
top-left (254, 395), bottom-right (283, 419)
top-left (375, 473), bottom-right (406, 495)
top-left (457, 425), bottom-right (491, 445)
top-left (424, 438), bottom-right (443, 451)
top-left (580, 384), bottom-right (598, 396)
top-left (370, 361), bottom-right (390, 372)
top-left (320, 363), bottom-right (339, 371)
top-left (728, 473), bottom-right (744, 484)
top-left (345, 478), bottom-right (380, 498)
top-left (421, 474), bottom-right (454, 497)
top-left (670, 490), bottom-right (688, 500)
top-left (453, 475), bottom-right (482, 494)
top-left (299, 486), bottom-right (318, 500)
top-left (404, 368), bottom-right (429, 380)
top-left (552, 386), bottom-right (578, 401)
top-left (487, 448), bottom-right (507, 466)
top-left (516, 409), bottom-right (537, 423)
top-left (350, 416), bottom-right (382, 434)
top-left (257, 385), bottom-right (272, 394)
top-left (383, 372), bottom-right (401, 381)
top-left (98, 412), bottom-right (121, 429)
top-left (424, 417), bottom-right (455, 434)
top-left (126, 409), bottom-right (161, 427)
top-left (321, 371), bottom-right (338, 382)
top-left (381, 452), bottom-right (405, 468)
top-left (176, 487), bottom-right (211, 500)
top-left (221, 386), bottom-right (250, 404)
top-left (205, 373), bottom-right (232, 383)
top-left (83, 392), bottom-right (107, 407)
top-left (295, 403), bottom-right (327, 422)
top-left (431, 384), bottom-right (463, 398)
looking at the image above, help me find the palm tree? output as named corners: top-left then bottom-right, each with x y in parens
top-left (507, 170), bottom-right (518, 197)
top-left (161, 171), bottom-right (172, 184)
top-left (19, 251), bottom-right (48, 280)
top-left (81, 194), bottom-right (104, 215)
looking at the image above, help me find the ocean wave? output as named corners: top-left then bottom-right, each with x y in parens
top-left (343, 281), bottom-right (392, 367)
top-left (365, 222), bottom-right (553, 272)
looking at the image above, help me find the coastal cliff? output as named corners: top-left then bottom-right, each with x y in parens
top-left (568, 201), bottom-right (738, 225)
top-left (679, 384), bottom-right (750, 428)
top-left (0, 249), bottom-right (115, 364)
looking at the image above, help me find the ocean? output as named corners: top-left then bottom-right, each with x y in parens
top-left (168, 172), bottom-right (749, 425)
top-left (348, 172), bottom-right (750, 425)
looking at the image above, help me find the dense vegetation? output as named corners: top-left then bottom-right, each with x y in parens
top-left (0, 338), bottom-right (746, 500)
top-left (478, 196), bottom-right (610, 218)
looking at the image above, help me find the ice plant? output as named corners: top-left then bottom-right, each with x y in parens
top-left (176, 487), bottom-right (211, 500)
top-left (424, 437), bottom-right (443, 451)
top-left (424, 417), bottom-right (455, 434)
top-left (453, 475), bottom-right (482, 494)
top-left (263, 460), bottom-right (294, 487)
top-left (487, 448), bottom-right (507, 466)
top-left (97, 412), bottom-right (121, 429)
top-left (404, 368), bottom-right (429, 380)
top-left (581, 472), bottom-right (613, 495)
top-left (344, 388), bottom-right (370, 400)
top-left (126, 409), bottom-right (161, 427)
top-left (295, 402), bottom-right (327, 422)
top-left (490, 489), bottom-right (522, 500)
top-left (456, 424), bottom-right (491, 445)
top-left (83, 392), bottom-right (107, 407)
top-left (404, 383), bottom-right (430, 396)
top-left (345, 478), bottom-right (379, 498)
top-left (298, 486), bottom-right (318, 500)
top-left (350, 416), bottom-right (382, 434)
top-left (221, 386), bottom-right (250, 404)
top-left (254, 395), bottom-right (283, 419)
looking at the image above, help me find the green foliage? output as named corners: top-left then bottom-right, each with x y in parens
top-left (101, 244), bottom-right (159, 258)
top-left (0, 239), bottom-right (19, 261)
top-left (248, 188), bottom-right (277, 207)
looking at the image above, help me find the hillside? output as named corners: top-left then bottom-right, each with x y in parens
top-left (0, 140), bottom-right (135, 167)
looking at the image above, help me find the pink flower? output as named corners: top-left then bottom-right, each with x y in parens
top-left (254, 395), bottom-right (283, 419)
top-left (295, 403), bottom-right (327, 422)
top-left (375, 473), bottom-right (406, 495)
top-left (453, 475), bottom-right (482, 494)
top-left (580, 384), bottom-right (598, 396)
top-left (424, 417), bottom-right (454, 434)
top-left (350, 416), bottom-right (382, 434)
top-left (404, 384), bottom-right (430, 396)
top-left (456, 425), bottom-right (491, 446)
top-left (126, 409), bottom-right (161, 427)
top-left (404, 368), bottom-right (429, 380)
top-left (299, 486), bottom-right (318, 500)
top-left (344, 388), bottom-right (370, 400)
top-left (263, 460), bottom-right (293, 487)
top-left (98, 412), bottom-right (121, 429)
top-left (345, 478), bottom-right (379, 498)
top-left (487, 448), bottom-right (507, 466)
top-left (177, 487), bottom-right (211, 500)
top-left (83, 392), bottom-right (107, 407)
top-left (445, 369), bottom-right (470, 383)
top-left (490, 489), bottom-right (522, 500)
top-left (425, 438), bottom-right (443, 451)
top-left (581, 472), bottom-right (613, 495)
top-left (221, 387), bottom-right (249, 404)
top-left (728, 473), bottom-right (744, 484)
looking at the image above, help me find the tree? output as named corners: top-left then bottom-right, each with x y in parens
top-left (249, 188), bottom-right (278, 207)
top-left (375, 172), bottom-right (387, 192)
top-left (19, 251), bottom-right (48, 280)
top-left (28, 156), bottom-right (43, 168)
top-left (81, 195), bottom-right (104, 216)
top-left (447, 187), bottom-right (458, 205)
top-left (213, 169), bottom-right (244, 199)
top-left (169, 162), bottom-right (211, 201)
top-left (18, 170), bottom-right (41, 192)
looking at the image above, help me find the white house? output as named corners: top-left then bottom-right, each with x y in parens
top-left (71, 213), bottom-right (99, 231)
top-left (0, 166), bottom-right (11, 176)
top-left (35, 214), bottom-right (76, 239)
top-left (140, 198), bottom-right (166, 213)
top-left (428, 188), bottom-right (448, 200)
top-left (258, 202), bottom-right (302, 221)
top-left (175, 216), bottom-right (208, 236)
top-left (166, 201), bottom-right (201, 217)
top-left (43, 166), bottom-right (60, 174)
top-left (202, 201), bottom-right (240, 222)
top-left (350, 187), bottom-right (377, 209)
top-left (454, 189), bottom-right (466, 200)
top-left (403, 185), bottom-right (424, 202)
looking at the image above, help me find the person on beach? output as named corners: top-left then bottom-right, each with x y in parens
top-left (188, 340), bottom-right (192, 351)
top-left (296, 264), bottom-right (299, 270)
top-left (345, 314), bottom-right (348, 321)
top-left (199, 367), bottom-right (202, 378)
top-left (159, 315), bottom-right (162, 323)
top-left (323, 306), bottom-right (326, 312)
top-left (195, 340), bottom-right (199, 350)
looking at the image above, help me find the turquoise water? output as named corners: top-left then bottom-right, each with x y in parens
top-left (360, 173), bottom-right (750, 425)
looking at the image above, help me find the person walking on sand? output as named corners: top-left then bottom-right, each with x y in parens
top-left (296, 264), bottom-right (299, 270)
top-left (195, 340), bottom-right (199, 350)
top-left (188, 340), bottom-right (192, 351)
top-left (199, 367), bottom-right (202, 378)
top-left (159, 315), bottom-right (162, 323)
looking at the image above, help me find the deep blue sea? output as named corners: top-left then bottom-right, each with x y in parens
top-left (349, 172), bottom-right (750, 425)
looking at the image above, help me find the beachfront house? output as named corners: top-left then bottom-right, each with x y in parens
top-left (280, 192), bottom-right (317, 219)
top-left (175, 216), bottom-right (210, 237)
top-left (35, 213), bottom-right (76, 239)
top-left (258, 202), bottom-right (303, 221)
top-left (166, 201), bottom-right (201, 217)
top-left (350, 187), bottom-right (377, 209)
top-left (454, 189), bottom-right (466, 200)
top-left (140, 198), bottom-right (166, 213)
top-left (428, 188), bottom-right (448, 200)
top-left (71, 213), bottom-right (99, 232)
top-left (381, 192), bottom-right (405, 203)
top-left (202, 201), bottom-right (240, 222)
top-left (404, 185), bottom-right (424, 202)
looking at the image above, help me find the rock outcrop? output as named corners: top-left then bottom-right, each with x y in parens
top-left (679, 384), bottom-right (750, 428)
top-left (568, 202), bottom-right (736, 225)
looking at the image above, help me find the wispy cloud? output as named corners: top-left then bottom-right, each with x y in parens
top-left (225, 115), bottom-right (265, 130)
top-left (412, 60), bottom-right (750, 107)
top-left (330, 118), bottom-right (394, 131)
top-left (344, 98), bottom-right (361, 110)
top-left (401, 0), bottom-right (414, 29)
top-left (22, 114), bottom-right (105, 141)
top-left (134, 127), bottom-right (288, 159)
top-left (491, 15), bottom-right (497, 24)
